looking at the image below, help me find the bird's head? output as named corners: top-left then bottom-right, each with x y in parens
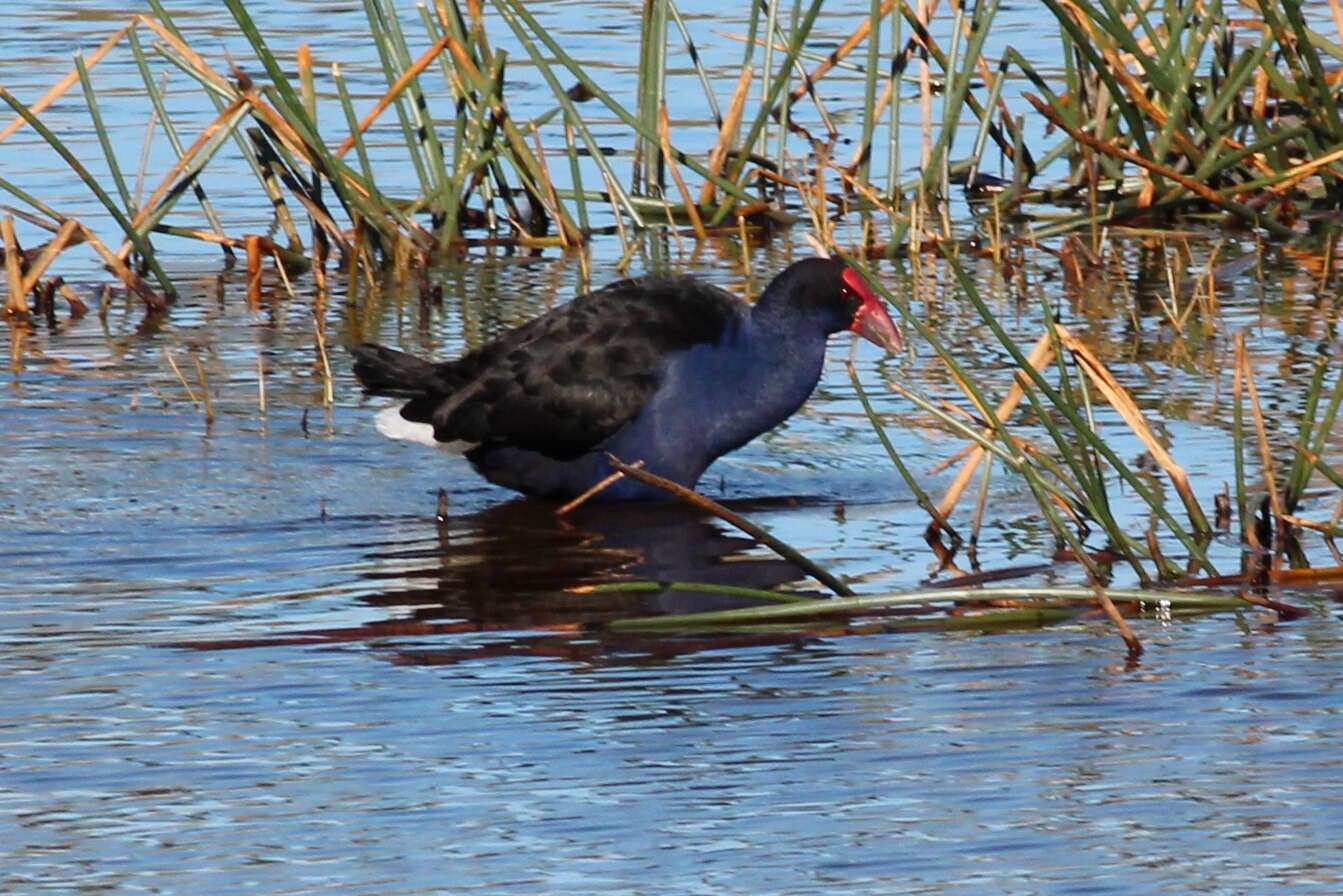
top-left (764, 258), bottom-right (903, 353)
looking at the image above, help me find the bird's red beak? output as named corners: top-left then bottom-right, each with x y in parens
top-left (842, 267), bottom-right (903, 353)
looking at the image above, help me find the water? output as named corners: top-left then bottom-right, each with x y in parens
top-left (3, 3), bottom-right (1343, 893)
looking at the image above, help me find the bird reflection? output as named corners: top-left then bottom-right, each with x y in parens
top-left (360, 498), bottom-right (811, 631)
top-left (178, 497), bottom-right (827, 660)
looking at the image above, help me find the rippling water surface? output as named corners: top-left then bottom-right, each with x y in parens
top-left (3, 3), bottom-right (1343, 893)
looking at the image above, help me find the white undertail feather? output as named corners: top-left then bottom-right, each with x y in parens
top-left (374, 404), bottom-right (474, 454)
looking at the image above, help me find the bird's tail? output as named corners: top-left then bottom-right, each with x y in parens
top-left (350, 343), bottom-right (441, 398)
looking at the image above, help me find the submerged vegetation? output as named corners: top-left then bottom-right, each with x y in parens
top-left (2, 0), bottom-right (1343, 654)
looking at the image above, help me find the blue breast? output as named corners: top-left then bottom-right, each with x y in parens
top-left (468, 317), bottom-right (828, 501)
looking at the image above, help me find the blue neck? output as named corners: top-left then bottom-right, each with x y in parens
top-left (716, 309), bottom-right (829, 451)
top-left (617, 305), bottom-right (829, 476)
top-left (591, 280), bottom-right (838, 495)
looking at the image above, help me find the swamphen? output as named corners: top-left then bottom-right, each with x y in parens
top-left (351, 258), bottom-right (901, 501)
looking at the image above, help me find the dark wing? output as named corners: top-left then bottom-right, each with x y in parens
top-left (412, 275), bottom-right (742, 460)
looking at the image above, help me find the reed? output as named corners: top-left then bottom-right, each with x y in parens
top-left (606, 585), bottom-right (1251, 634)
top-left (3, 1), bottom-right (1338, 291)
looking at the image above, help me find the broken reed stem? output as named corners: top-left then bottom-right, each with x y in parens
top-left (270, 246), bottom-right (297, 299)
top-left (257, 351), bottom-right (267, 414)
top-left (313, 312), bottom-right (334, 407)
top-left (246, 235), bottom-right (263, 305)
top-left (79, 224), bottom-right (166, 312)
top-left (2, 216), bottom-right (26, 316)
top-left (164, 347), bottom-right (198, 403)
top-left (18, 219), bottom-right (80, 296)
top-left (555, 460), bottom-right (645, 515)
top-left (1091, 583), bottom-right (1142, 657)
top-left (969, 455), bottom-right (992, 546)
top-left (605, 453), bottom-right (855, 597)
top-left (699, 65), bottom-right (753, 206)
top-left (192, 353), bottom-right (214, 422)
top-left (658, 103), bottom-right (706, 239)
top-left (1282, 513), bottom-right (1343, 538)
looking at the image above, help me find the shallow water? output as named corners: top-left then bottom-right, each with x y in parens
top-left (3, 3), bottom-right (1343, 893)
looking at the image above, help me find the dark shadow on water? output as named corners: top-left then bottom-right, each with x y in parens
top-left (363, 498), bottom-right (814, 624)
top-left (180, 497), bottom-right (827, 661)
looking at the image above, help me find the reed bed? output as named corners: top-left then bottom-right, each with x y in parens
top-left (5, 2), bottom-right (1343, 306)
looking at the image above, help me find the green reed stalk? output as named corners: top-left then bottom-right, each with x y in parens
top-left (1153, 1), bottom-right (1197, 73)
top-left (1307, 370), bottom-right (1343, 477)
top-left (875, 365), bottom-right (1087, 511)
top-left (251, 91), bottom-right (412, 245)
top-left (964, 58), bottom-right (1008, 191)
top-left (666, 0), bottom-right (722, 128)
top-left (1148, 11), bottom-right (1214, 171)
top-left (0, 174), bottom-right (67, 225)
top-left (74, 52), bottom-right (134, 216)
top-left (563, 111), bottom-right (591, 234)
top-left (1284, 356), bottom-right (1330, 511)
top-left (905, 0), bottom-right (998, 229)
top-left (844, 260), bottom-right (1118, 578)
top-left (220, 2), bottom-right (412, 241)
top-left (776, 0), bottom-right (800, 169)
top-left (1305, 452), bottom-right (1343, 492)
top-left (416, 3), bottom-right (522, 238)
top-left (609, 586), bottom-right (1249, 632)
top-left (123, 104), bottom-right (253, 253)
top-left (1025, 316), bottom-right (1155, 581)
top-left (1039, 0), bottom-right (1154, 161)
top-left (767, 0), bottom-right (835, 140)
top-left (332, 64), bottom-right (378, 196)
top-left (583, 581), bottom-right (817, 604)
top-left (887, 0), bottom-right (903, 208)
top-left (1190, 126), bottom-right (1302, 191)
top-left (144, 0), bottom-right (276, 214)
top-left (847, 362), bottom-right (956, 535)
top-left (1276, 2), bottom-right (1343, 142)
top-left (1231, 338), bottom-right (1249, 558)
top-left (361, 0), bottom-right (438, 207)
top-left (635, 0), bottom-right (668, 196)
top-left (459, 55), bottom-right (508, 191)
top-left (939, 0), bottom-right (965, 210)
top-left (1088, 0), bottom-right (1177, 95)
top-left (223, 0), bottom-right (316, 140)
top-left (1287, 361), bottom-right (1343, 511)
top-left (859, 0), bottom-right (882, 184)
top-left (761, 0), bottom-right (781, 141)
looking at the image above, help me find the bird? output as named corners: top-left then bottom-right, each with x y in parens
top-left (350, 257), bottom-right (902, 502)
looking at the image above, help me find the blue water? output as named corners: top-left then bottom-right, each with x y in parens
top-left (3, 3), bottom-right (1343, 893)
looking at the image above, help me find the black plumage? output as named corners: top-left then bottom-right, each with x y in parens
top-left (356, 275), bottom-right (737, 460)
